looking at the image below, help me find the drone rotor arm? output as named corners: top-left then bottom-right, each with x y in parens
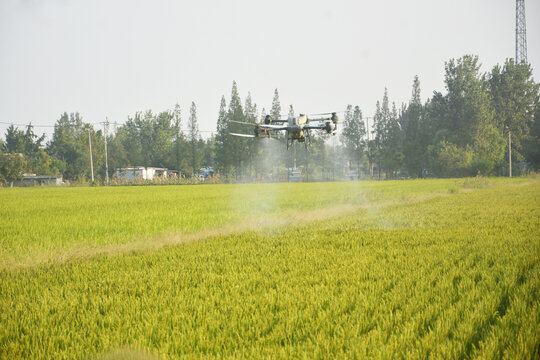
top-left (259, 124), bottom-right (288, 130)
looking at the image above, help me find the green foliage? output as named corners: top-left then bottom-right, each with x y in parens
top-left (373, 89), bottom-right (404, 178)
top-left (402, 76), bottom-right (427, 177)
top-left (228, 81), bottom-right (246, 179)
top-left (429, 140), bottom-right (473, 177)
top-left (47, 112), bottom-right (94, 181)
top-left (420, 55), bottom-right (517, 177)
top-left (0, 153), bottom-right (26, 186)
top-left (2, 125), bottom-right (26, 154)
top-left (270, 88), bottom-right (281, 120)
top-left (522, 105), bottom-right (540, 170)
top-left (1, 124), bottom-right (57, 177)
top-left (172, 103), bottom-right (183, 173)
top-left (487, 59), bottom-right (540, 156)
top-left (341, 105), bottom-right (366, 170)
top-left (471, 125), bottom-right (506, 175)
top-left (215, 95), bottom-right (230, 175)
top-left (441, 55), bottom-right (495, 146)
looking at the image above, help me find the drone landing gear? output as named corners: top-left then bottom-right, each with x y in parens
top-left (287, 137), bottom-right (293, 150)
top-left (305, 130), bottom-right (312, 149)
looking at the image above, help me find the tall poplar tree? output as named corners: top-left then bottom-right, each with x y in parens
top-left (244, 92), bottom-right (258, 178)
top-left (228, 81), bottom-right (244, 178)
top-left (269, 88), bottom-right (284, 178)
top-left (403, 76), bottom-right (426, 177)
top-left (341, 105), bottom-right (366, 173)
top-left (215, 95), bottom-right (230, 175)
top-left (270, 89), bottom-right (281, 120)
top-left (172, 103), bottom-right (183, 173)
top-left (288, 104), bottom-right (294, 117)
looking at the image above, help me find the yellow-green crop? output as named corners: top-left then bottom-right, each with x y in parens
top-left (0, 178), bottom-right (538, 359)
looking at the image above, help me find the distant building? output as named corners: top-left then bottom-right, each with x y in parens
top-left (345, 171), bottom-right (359, 181)
top-left (288, 168), bottom-right (304, 182)
top-left (199, 167), bottom-right (214, 177)
top-left (14, 174), bottom-right (64, 187)
top-left (114, 167), bottom-right (169, 182)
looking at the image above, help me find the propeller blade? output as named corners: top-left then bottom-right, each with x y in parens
top-left (230, 120), bottom-right (256, 126)
top-left (229, 132), bottom-right (256, 138)
top-left (308, 110), bottom-right (345, 116)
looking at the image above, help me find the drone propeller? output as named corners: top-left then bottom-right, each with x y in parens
top-left (308, 110), bottom-right (346, 116)
top-left (230, 120), bottom-right (256, 126)
top-left (229, 132), bottom-right (256, 138)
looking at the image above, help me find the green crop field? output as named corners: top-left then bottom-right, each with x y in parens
top-left (1, 178), bottom-right (539, 359)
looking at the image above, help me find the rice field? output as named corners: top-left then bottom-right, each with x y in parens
top-left (0, 178), bottom-right (539, 359)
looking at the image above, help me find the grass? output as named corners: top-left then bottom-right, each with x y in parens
top-left (0, 177), bottom-right (538, 359)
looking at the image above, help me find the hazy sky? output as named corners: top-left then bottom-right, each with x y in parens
top-left (1, 0), bottom-right (539, 139)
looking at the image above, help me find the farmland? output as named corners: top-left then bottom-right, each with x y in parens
top-left (0, 178), bottom-right (539, 359)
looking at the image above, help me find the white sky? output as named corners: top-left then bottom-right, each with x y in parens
top-left (1, 0), bottom-right (539, 140)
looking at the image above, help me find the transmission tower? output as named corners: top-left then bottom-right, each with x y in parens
top-left (516, 0), bottom-right (527, 64)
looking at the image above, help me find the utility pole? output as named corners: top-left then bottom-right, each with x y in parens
top-left (508, 129), bottom-right (512, 177)
top-left (516, 0), bottom-right (527, 64)
top-left (293, 141), bottom-right (297, 170)
top-left (104, 118), bottom-right (110, 185)
top-left (88, 130), bottom-right (94, 182)
top-left (365, 116), bottom-right (373, 177)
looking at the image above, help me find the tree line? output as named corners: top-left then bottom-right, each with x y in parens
top-left (1, 55), bottom-right (539, 185)
top-left (358, 56), bottom-right (540, 179)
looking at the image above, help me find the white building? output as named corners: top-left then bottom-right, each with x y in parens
top-left (14, 174), bottom-right (64, 187)
top-left (114, 167), bottom-right (169, 182)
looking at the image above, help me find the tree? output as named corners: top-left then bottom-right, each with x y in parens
top-left (522, 105), bottom-right (540, 170)
top-left (116, 117), bottom-right (143, 168)
top-left (244, 92), bottom-right (258, 179)
top-left (201, 136), bottom-right (216, 170)
top-left (22, 124), bottom-right (46, 157)
top-left (288, 104), bottom-right (294, 117)
top-left (215, 95), bottom-right (230, 175)
top-left (341, 105), bottom-right (366, 174)
top-left (487, 59), bottom-right (540, 169)
top-left (427, 55), bottom-right (504, 176)
top-left (187, 101), bottom-right (200, 176)
top-left (270, 89), bottom-right (281, 120)
top-left (402, 76), bottom-right (427, 177)
top-left (441, 55), bottom-right (495, 146)
top-left (47, 112), bottom-right (91, 182)
top-left (172, 103), bottom-right (183, 173)
top-left (429, 140), bottom-right (473, 177)
top-left (0, 153), bottom-right (26, 187)
top-left (3, 125), bottom-right (26, 154)
top-left (2, 124), bottom-right (57, 176)
top-left (151, 110), bottom-right (175, 167)
top-left (269, 89), bottom-right (286, 178)
top-left (227, 81), bottom-right (245, 179)
top-left (372, 89), bottom-right (403, 178)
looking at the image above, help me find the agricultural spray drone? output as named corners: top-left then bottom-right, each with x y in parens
top-left (229, 112), bottom-right (339, 150)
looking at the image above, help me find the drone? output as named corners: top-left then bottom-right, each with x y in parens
top-left (229, 112), bottom-right (339, 150)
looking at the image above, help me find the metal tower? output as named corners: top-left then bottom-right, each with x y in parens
top-left (516, 0), bottom-right (527, 64)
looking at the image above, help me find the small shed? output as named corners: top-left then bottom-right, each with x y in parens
top-left (14, 175), bottom-right (64, 187)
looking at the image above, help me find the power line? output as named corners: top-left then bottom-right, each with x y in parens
top-left (0, 120), bottom-right (217, 133)
top-left (0, 120), bottom-right (101, 128)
